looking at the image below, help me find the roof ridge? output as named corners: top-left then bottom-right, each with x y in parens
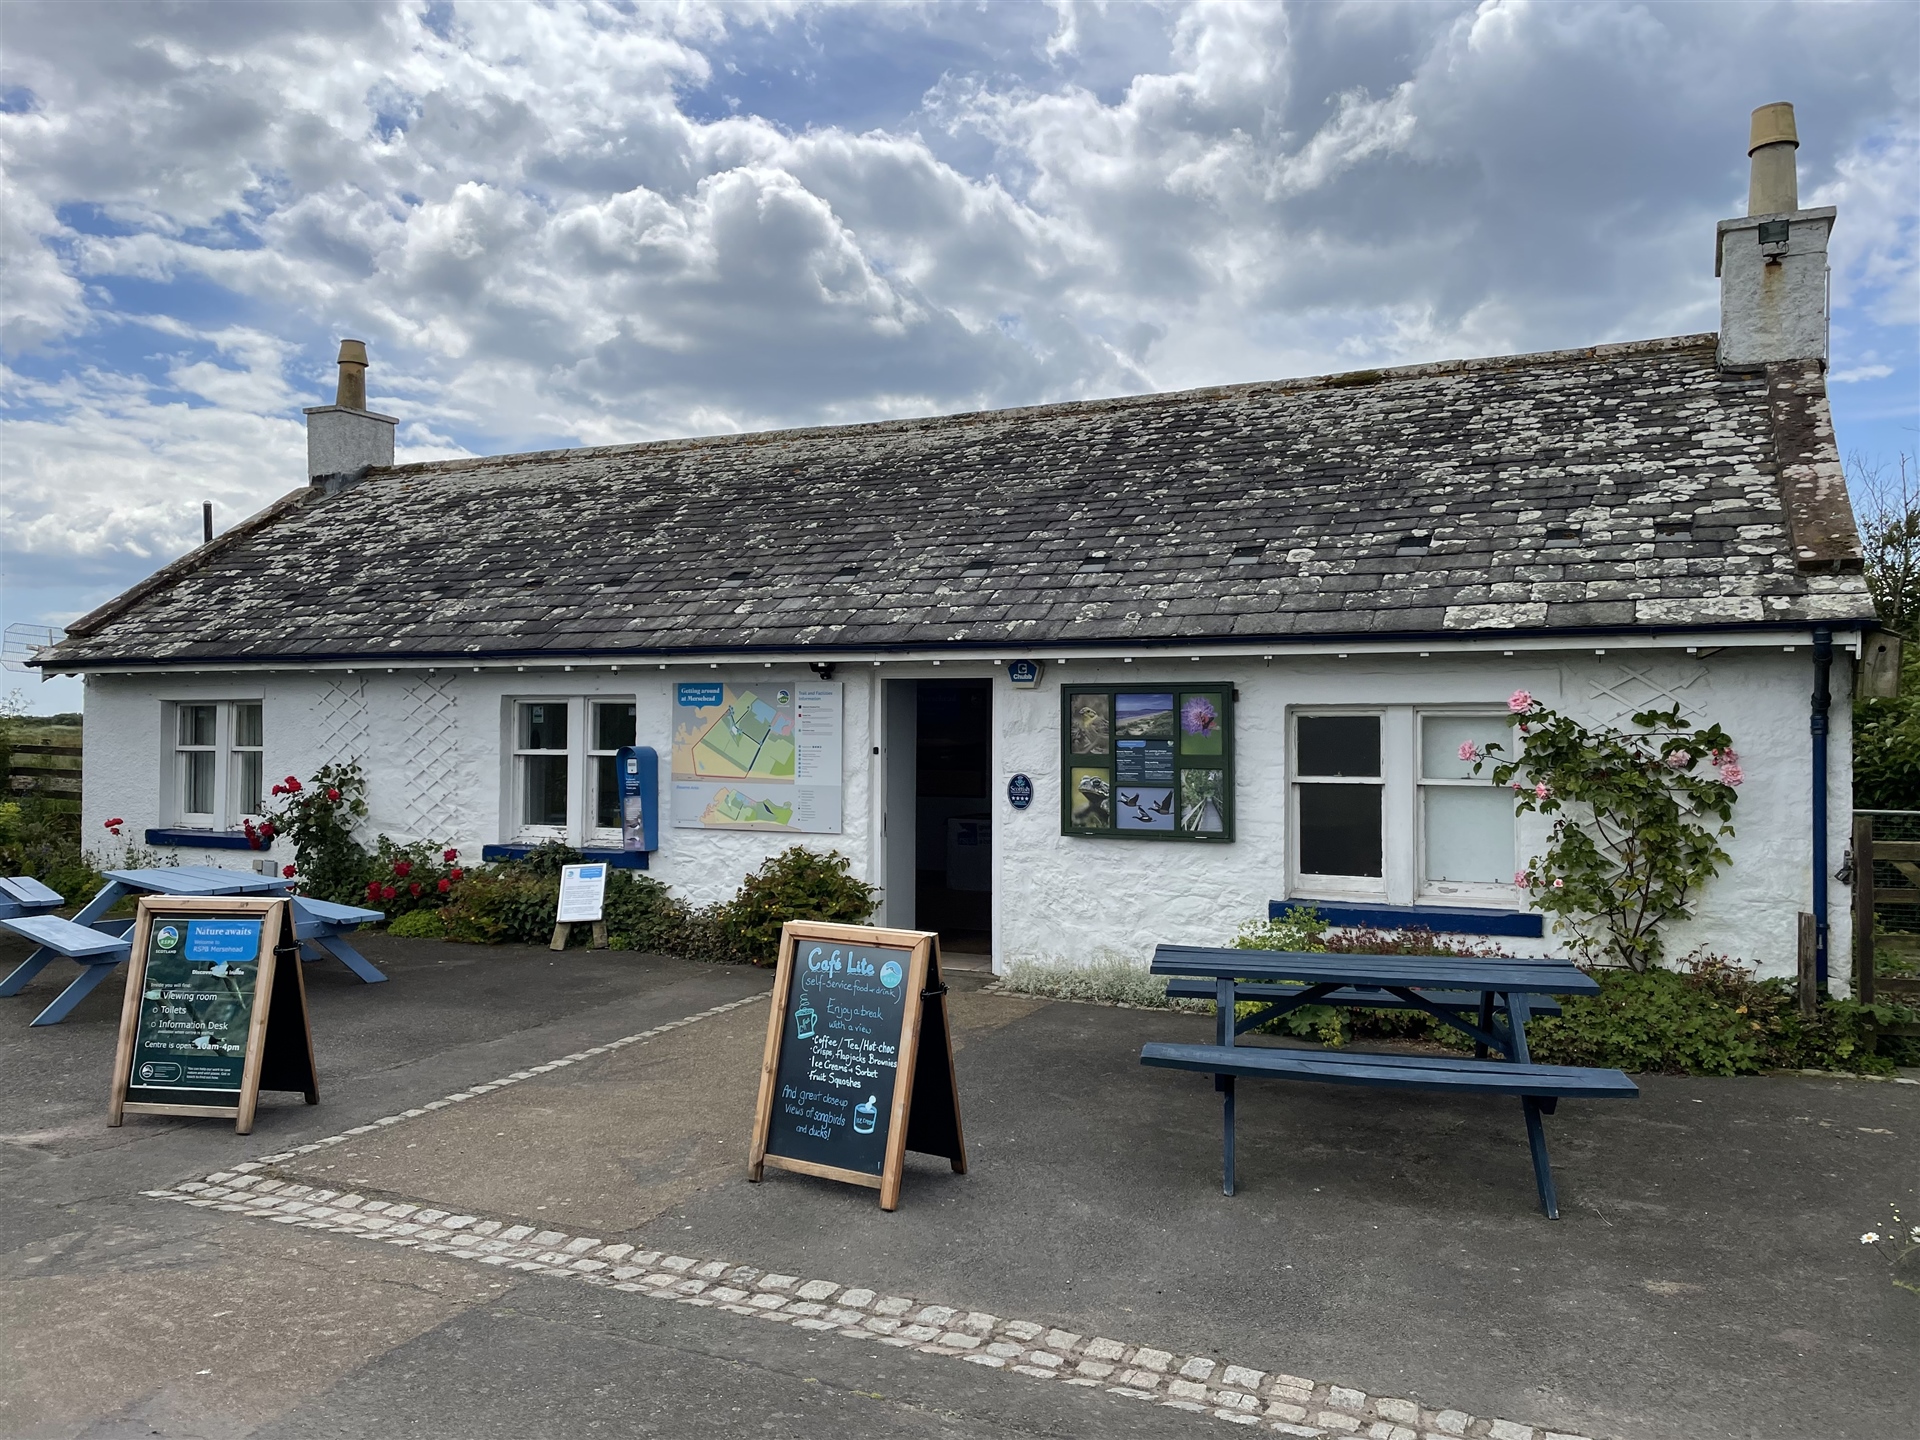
top-left (376, 333), bottom-right (1720, 480)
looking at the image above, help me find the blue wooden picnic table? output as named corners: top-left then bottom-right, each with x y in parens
top-left (0, 875), bottom-right (65, 921)
top-left (1142, 944), bottom-right (1635, 1217)
top-left (0, 865), bottom-right (386, 1026)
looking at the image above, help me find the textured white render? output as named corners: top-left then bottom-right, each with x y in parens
top-left (1715, 208), bottom-right (1834, 371)
top-left (303, 405), bottom-right (397, 480)
top-left (83, 644), bottom-right (1852, 987)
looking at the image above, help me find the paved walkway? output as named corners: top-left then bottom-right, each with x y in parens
top-left (2, 934), bottom-right (1913, 1439)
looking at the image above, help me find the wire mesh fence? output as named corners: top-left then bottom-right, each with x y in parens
top-left (1856, 811), bottom-right (1920, 960)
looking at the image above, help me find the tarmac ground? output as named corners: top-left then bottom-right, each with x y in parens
top-left (1, 932), bottom-right (1914, 1440)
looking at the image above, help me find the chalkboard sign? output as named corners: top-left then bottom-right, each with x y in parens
top-left (108, 896), bottom-right (317, 1134)
top-left (748, 921), bottom-right (966, 1210)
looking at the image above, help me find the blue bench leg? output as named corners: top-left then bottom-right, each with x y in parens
top-left (0, 948), bottom-right (57, 997)
top-left (313, 935), bottom-right (387, 984)
top-left (1220, 1074), bottom-right (1236, 1197)
top-left (1521, 1096), bottom-right (1559, 1219)
top-left (30, 960), bottom-right (124, 1026)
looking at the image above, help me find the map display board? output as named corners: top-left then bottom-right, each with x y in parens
top-left (670, 680), bottom-right (843, 833)
top-left (109, 896), bottom-right (317, 1134)
top-left (749, 921), bottom-right (966, 1211)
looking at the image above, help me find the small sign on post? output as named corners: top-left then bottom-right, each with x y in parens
top-left (108, 896), bottom-right (316, 1134)
top-left (551, 862), bottom-right (609, 951)
top-left (748, 921), bottom-right (966, 1211)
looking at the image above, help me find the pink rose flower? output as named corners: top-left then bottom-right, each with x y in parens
top-left (1534, 782), bottom-right (1551, 800)
top-left (1552, 878), bottom-right (1564, 888)
top-left (1507, 690), bottom-right (1533, 714)
top-left (1513, 871), bottom-right (1529, 887)
top-left (1457, 741), bottom-right (1481, 762)
top-left (1665, 750), bottom-right (1689, 769)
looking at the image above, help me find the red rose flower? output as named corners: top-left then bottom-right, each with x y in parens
top-left (436, 877), bottom-right (451, 893)
top-left (443, 847), bottom-right (459, 862)
top-left (282, 865), bottom-right (297, 878)
top-left (284, 776), bottom-right (302, 792)
top-left (392, 860), bottom-right (412, 878)
top-left (409, 882), bottom-right (422, 897)
top-left (381, 884), bottom-right (397, 901)
top-left (104, 817), bottom-right (124, 828)
top-left (327, 787), bottom-right (341, 801)
top-left (271, 784), bottom-right (285, 796)
top-left (449, 868), bottom-right (464, 881)
top-left (366, 881), bottom-right (382, 898)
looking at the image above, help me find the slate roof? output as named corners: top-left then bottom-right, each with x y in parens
top-left (45, 334), bottom-right (1875, 670)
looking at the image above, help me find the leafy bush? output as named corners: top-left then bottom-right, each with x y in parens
top-left (604, 871), bottom-right (696, 953)
top-left (260, 762), bottom-right (373, 904)
top-left (386, 907), bottom-right (447, 939)
top-left (361, 835), bottom-right (465, 918)
top-left (1527, 955), bottom-right (1903, 1076)
top-left (723, 846), bottom-right (879, 964)
top-left (439, 865), bottom-right (560, 945)
top-left (1472, 694), bottom-right (1742, 970)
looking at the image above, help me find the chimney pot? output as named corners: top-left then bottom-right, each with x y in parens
top-left (335, 337), bottom-right (370, 410)
top-left (1746, 101), bottom-right (1800, 215)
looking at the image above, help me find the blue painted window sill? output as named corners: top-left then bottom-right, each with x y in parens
top-left (482, 844), bottom-right (649, 871)
top-left (145, 828), bottom-right (260, 851)
top-left (1270, 900), bottom-right (1543, 938)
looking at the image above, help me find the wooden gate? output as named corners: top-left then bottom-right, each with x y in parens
top-left (1852, 813), bottom-right (1920, 1036)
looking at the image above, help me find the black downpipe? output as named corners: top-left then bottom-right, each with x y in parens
top-left (1811, 627), bottom-right (1832, 993)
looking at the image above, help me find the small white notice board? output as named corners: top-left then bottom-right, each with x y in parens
top-left (557, 864), bottom-right (608, 922)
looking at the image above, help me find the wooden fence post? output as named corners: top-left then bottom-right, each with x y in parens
top-left (1853, 814), bottom-right (1874, 1009)
top-left (1796, 912), bottom-right (1818, 1020)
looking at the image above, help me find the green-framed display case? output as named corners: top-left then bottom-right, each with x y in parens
top-left (1060, 684), bottom-right (1234, 842)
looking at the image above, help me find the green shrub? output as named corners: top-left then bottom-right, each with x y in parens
top-left (440, 865), bottom-right (560, 945)
top-left (604, 871), bottom-right (694, 953)
top-left (1526, 955), bottom-right (1901, 1075)
top-left (386, 907), bottom-right (447, 939)
top-left (723, 846), bottom-right (878, 964)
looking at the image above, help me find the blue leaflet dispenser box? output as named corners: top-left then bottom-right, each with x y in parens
top-left (615, 746), bottom-right (660, 853)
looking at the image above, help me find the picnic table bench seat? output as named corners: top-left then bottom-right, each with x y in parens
top-left (1161, 976), bottom-right (1562, 1017)
top-left (0, 876), bottom-right (65, 918)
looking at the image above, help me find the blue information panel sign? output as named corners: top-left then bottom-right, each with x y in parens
top-left (1007, 773), bottom-right (1034, 810)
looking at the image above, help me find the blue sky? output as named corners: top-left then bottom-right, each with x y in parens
top-left (3, 0), bottom-right (1915, 714)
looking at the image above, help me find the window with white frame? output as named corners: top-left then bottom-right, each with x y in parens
top-left (1290, 707), bottom-right (1515, 905)
top-left (509, 697), bottom-right (638, 843)
top-left (513, 701), bottom-right (571, 837)
top-left (170, 700), bottom-right (264, 829)
top-left (590, 701), bottom-right (637, 838)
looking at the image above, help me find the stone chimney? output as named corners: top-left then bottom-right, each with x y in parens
top-left (1715, 103), bottom-right (1834, 371)
top-left (304, 338), bottom-right (398, 485)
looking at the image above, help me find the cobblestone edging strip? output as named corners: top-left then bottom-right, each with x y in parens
top-left (145, 1171), bottom-right (1603, 1440)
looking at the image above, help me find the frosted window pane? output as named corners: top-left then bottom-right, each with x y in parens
top-left (1422, 714), bottom-right (1507, 779)
top-left (523, 754), bottom-right (568, 826)
top-left (179, 704), bottom-right (216, 748)
top-left (183, 752), bottom-right (215, 815)
top-left (1423, 787), bottom-right (1513, 883)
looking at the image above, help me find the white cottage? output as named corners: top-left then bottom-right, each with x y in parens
top-left (37, 106), bottom-right (1885, 985)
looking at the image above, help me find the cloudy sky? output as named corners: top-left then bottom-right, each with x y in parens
top-left (3, 0), bottom-right (1915, 712)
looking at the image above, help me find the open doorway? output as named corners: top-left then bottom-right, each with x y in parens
top-left (883, 679), bottom-right (992, 961)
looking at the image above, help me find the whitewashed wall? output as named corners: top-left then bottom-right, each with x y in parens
top-left (989, 647), bottom-right (1853, 985)
top-left (80, 643), bottom-right (1852, 986)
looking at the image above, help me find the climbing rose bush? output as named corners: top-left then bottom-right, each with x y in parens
top-left (1468, 693), bottom-right (1743, 971)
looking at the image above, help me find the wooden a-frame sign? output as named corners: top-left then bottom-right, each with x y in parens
top-left (109, 895), bottom-right (318, 1135)
top-left (748, 921), bottom-right (966, 1211)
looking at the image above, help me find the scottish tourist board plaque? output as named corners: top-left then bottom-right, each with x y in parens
top-left (749, 921), bottom-right (966, 1210)
top-left (109, 895), bottom-right (317, 1134)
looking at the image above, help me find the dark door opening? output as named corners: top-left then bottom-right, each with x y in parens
top-left (913, 680), bottom-right (992, 956)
